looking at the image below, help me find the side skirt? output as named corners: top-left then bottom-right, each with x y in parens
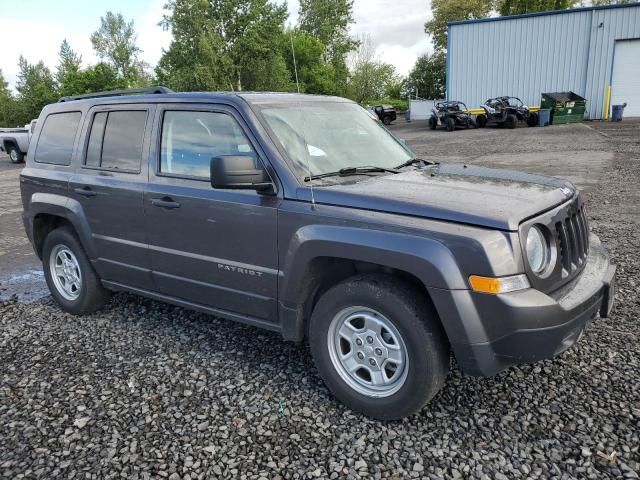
top-left (102, 280), bottom-right (283, 334)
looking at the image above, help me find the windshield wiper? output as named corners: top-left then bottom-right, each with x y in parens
top-left (304, 166), bottom-right (399, 182)
top-left (395, 157), bottom-right (437, 169)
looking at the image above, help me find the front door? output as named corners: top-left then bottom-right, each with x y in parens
top-left (144, 105), bottom-right (280, 323)
top-left (69, 105), bottom-right (154, 290)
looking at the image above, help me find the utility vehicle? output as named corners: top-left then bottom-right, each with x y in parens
top-left (21, 87), bottom-right (615, 419)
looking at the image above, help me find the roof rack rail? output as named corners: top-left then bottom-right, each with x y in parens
top-left (58, 86), bottom-right (174, 102)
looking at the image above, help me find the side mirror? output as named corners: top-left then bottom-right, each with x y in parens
top-left (210, 155), bottom-right (274, 193)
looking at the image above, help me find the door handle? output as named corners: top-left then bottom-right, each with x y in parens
top-left (74, 187), bottom-right (97, 197)
top-left (151, 197), bottom-right (181, 209)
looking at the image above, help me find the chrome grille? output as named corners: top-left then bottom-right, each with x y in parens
top-left (555, 205), bottom-right (589, 274)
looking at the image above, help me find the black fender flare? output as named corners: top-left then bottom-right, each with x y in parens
top-left (278, 225), bottom-right (469, 340)
top-left (27, 192), bottom-right (96, 259)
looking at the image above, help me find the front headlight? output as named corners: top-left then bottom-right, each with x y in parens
top-left (526, 225), bottom-right (550, 274)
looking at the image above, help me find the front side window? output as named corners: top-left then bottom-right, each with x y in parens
top-left (35, 112), bottom-right (81, 165)
top-left (257, 102), bottom-right (414, 180)
top-left (160, 110), bottom-right (255, 179)
top-left (85, 110), bottom-right (147, 171)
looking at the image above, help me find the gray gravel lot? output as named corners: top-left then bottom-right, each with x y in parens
top-left (1, 120), bottom-right (639, 479)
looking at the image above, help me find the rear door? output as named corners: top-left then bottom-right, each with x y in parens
top-left (69, 104), bottom-right (154, 289)
top-left (144, 104), bottom-right (280, 323)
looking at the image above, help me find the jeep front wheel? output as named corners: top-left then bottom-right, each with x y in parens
top-left (309, 274), bottom-right (449, 420)
top-left (43, 227), bottom-right (110, 315)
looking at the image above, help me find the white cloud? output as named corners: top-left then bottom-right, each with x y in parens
top-left (136, 0), bottom-right (172, 67)
top-left (287, 0), bottom-right (434, 75)
top-left (0, 20), bottom-right (97, 91)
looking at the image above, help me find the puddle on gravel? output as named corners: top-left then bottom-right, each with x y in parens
top-left (0, 268), bottom-right (49, 303)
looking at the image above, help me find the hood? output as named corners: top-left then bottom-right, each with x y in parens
top-left (299, 164), bottom-right (576, 231)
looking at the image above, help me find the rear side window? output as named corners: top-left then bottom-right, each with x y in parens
top-left (35, 112), bottom-right (81, 165)
top-left (85, 110), bottom-right (147, 171)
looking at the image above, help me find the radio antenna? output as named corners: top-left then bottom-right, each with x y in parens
top-left (290, 32), bottom-right (301, 94)
top-left (290, 30), bottom-right (315, 206)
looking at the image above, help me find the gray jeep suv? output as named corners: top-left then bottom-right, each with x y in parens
top-left (20, 87), bottom-right (616, 420)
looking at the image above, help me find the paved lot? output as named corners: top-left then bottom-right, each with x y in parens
top-left (1, 120), bottom-right (639, 479)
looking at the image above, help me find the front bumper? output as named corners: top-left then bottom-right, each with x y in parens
top-left (430, 233), bottom-right (615, 377)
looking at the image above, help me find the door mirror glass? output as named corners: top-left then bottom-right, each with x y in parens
top-left (210, 155), bottom-right (273, 192)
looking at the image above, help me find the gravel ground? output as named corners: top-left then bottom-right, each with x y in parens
top-left (1, 121), bottom-right (639, 479)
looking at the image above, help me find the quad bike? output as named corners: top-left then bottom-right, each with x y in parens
top-left (476, 96), bottom-right (538, 129)
top-left (428, 101), bottom-right (477, 132)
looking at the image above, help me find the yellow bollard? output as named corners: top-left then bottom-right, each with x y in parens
top-left (604, 85), bottom-right (611, 121)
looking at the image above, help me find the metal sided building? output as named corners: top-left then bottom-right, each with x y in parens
top-left (447, 3), bottom-right (640, 119)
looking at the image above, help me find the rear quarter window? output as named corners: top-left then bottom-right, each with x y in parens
top-left (34, 111), bottom-right (82, 165)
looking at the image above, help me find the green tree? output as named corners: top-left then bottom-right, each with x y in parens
top-left (0, 69), bottom-right (21, 127)
top-left (298, 0), bottom-right (358, 95)
top-left (90, 11), bottom-right (148, 85)
top-left (346, 36), bottom-right (397, 105)
top-left (425, 0), bottom-right (494, 51)
top-left (15, 56), bottom-right (57, 123)
top-left (56, 39), bottom-right (82, 86)
top-left (158, 0), bottom-right (290, 92)
top-left (57, 63), bottom-right (128, 98)
top-left (406, 51), bottom-right (446, 100)
top-left (283, 29), bottom-right (336, 94)
top-left (499, 0), bottom-right (577, 15)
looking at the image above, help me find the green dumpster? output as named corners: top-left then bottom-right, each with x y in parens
top-left (541, 92), bottom-right (586, 124)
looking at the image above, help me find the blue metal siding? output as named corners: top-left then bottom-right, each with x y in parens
top-left (448, 4), bottom-right (640, 119)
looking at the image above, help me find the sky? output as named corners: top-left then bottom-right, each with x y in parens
top-left (0, 0), bottom-right (433, 90)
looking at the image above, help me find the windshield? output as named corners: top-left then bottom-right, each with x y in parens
top-left (257, 102), bottom-right (414, 179)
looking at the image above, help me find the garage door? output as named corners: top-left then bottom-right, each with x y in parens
top-left (611, 39), bottom-right (640, 118)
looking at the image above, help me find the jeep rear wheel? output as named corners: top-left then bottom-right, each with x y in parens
top-left (43, 227), bottom-right (110, 315)
top-left (8, 146), bottom-right (24, 164)
top-left (527, 112), bottom-right (539, 127)
top-left (476, 114), bottom-right (487, 128)
top-left (382, 115), bottom-right (392, 125)
top-left (428, 116), bottom-right (437, 130)
top-left (309, 274), bottom-right (449, 420)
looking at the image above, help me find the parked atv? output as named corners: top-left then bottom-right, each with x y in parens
top-left (429, 101), bottom-right (476, 132)
top-left (372, 105), bottom-right (397, 125)
top-left (476, 96), bottom-right (538, 129)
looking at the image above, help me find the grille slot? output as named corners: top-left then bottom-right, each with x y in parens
top-left (555, 204), bottom-right (589, 275)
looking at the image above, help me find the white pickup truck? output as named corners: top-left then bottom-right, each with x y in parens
top-left (0, 119), bottom-right (37, 163)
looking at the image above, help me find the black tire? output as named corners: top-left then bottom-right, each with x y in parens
top-left (309, 274), bottom-right (450, 420)
top-left (7, 145), bottom-right (24, 164)
top-left (527, 112), bottom-right (539, 127)
top-left (445, 117), bottom-right (456, 132)
top-left (428, 116), bottom-right (437, 130)
top-left (42, 226), bottom-right (110, 315)
top-left (476, 114), bottom-right (487, 128)
top-left (468, 118), bottom-right (477, 129)
top-left (505, 114), bottom-right (517, 129)
top-left (382, 115), bottom-right (392, 126)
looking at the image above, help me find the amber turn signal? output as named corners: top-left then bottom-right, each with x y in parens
top-left (469, 274), bottom-right (530, 294)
